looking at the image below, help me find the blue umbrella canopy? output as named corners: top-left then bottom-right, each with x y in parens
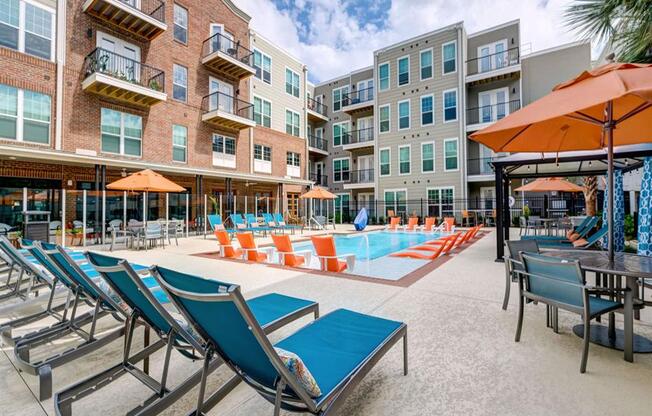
top-left (638, 158), bottom-right (652, 256)
top-left (602, 169), bottom-right (624, 252)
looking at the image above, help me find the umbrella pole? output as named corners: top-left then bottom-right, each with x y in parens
top-left (606, 100), bottom-right (615, 264)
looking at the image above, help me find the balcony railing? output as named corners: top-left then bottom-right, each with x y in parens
top-left (466, 47), bottom-right (520, 76)
top-left (347, 169), bottom-right (374, 184)
top-left (309, 173), bottom-right (328, 187)
top-left (467, 157), bottom-right (494, 176)
top-left (342, 86), bottom-right (374, 107)
top-left (118, 0), bottom-right (165, 23)
top-left (307, 97), bottom-right (328, 117)
top-left (308, 134), bottom-right (328, 152)
top-left (84, 47), bottom-right (165, 92)
top-left (344, 127), bottom-right (374, 146)
top-left (202, 32), bottom-right (254, 67)
top-left (466, 99), bottom-right (520, 125)
top-left (201, 91), bottom-right (253, 120)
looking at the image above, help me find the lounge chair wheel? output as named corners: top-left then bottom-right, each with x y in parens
top-left (38, 364), bottom-right (53, 401)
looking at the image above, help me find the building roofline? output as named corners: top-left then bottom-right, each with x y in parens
top-left (373, 21), bottom-right (464, 56)
top-left (222, 0), bottom-right (251, 23)
top-left (522, 39), bottom-right (590, 60)
top-left (249, 29), bottom-right (305, 67)
top-left (467, 19), bottom-right (520, 39)
top-left (313, 65), bottom-right (373, 87)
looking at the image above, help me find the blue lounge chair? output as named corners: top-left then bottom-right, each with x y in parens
top-left (274, 213), bottom-right (302, 234)
top-left (245, 213), bottom-right (275, 235)
top-left (0, 236), bottom-right (53, 302)
top-left (152, 267), bottom-right (408, 416)
top-left (522, 216), bottom-right (597, 243)
top-left (540, 226), bottom-right (608, 250)
top-left (516, 252), bottom-right (628, 373)
top-left (229, 213), bottom-right (247, 230)
top-left (208, 214), bottom-right (224, 230)
top-left (54, 254), bottom-right (318, 416)
top-left (262, 213), bottom-right (284, 232)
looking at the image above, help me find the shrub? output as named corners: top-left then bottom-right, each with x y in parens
top-left (522, 205), bottom-right (530, 219)
top-left (624, 214), bottom-right (635, 239)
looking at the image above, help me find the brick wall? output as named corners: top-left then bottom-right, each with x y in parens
top-left (252, 126), bottom-right (307, 178)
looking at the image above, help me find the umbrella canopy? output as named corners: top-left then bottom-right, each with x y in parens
top-left (638, 158), bottom-right (652, 256)
top-left (514, 177), bottom-right (583, 193)
top-left (106, 169), bottom-right (185, 193)
top-left (300, 187), bottom-right (336, 200)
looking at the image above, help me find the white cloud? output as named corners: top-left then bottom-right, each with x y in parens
top-left (237, 0), bottom-right (588, 83)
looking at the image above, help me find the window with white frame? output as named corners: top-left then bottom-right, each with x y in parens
top-left (384, 189), bottom-right (407, 216)
top-left (379, 147), bottom-right (390, 176)
top-left (285, 109), bottom-right (300, 137)
top-left (444, 138), bottom-right (458, 171)
top-left (173, 4), bottom-right (188, 44)
top-left (254, 144), bottom-right (272, 173)
top-left (0, 0), bottom-right (54, 60)
top-left (333, 158), bottom-right (350, 182)
top-left (173, 64), bottom-right (187, 101)
top-left (101, 108), bottom-right (142, 156)
top-left (253, 49), bottom-right (271, 84)
top-left (285, 68), bottom-right (300, 98)
top-left (421, 142), bottom-right (434, 173)
top-left (397, 56), bottom-right (409, 86)
top-left (332, 86), bottom-right (349, 112)
top-left (379, 104), bottom-right (390, 133)
top-left (286, 151), bottom-right (300, 177)
top-left (378, 62), bottom-right (390, 91)
top-left (253, 96), bottom-right (271, 128)
top-left (0, 84), bottom-right (51, 144)
top-left (420, 95), bottom-right (433, 126)
top-left (172, 124), bottom-right (187, 162)
top-left (442, 41), bottom-right (456, 74)
top-left (398, 100), bottom-right (410, 130)
top-left (427, 187), bottom-right (454, 217)
top-left (398, 145), bottom-right (410, 175)
top-left (333, 122), bottom-right (349, 146)
top-left (420, 49), bottom-right (433, 80)
top-left (212, 134), bottom-right (236, 168)
top-left (443, 89), bottom-right (457, 122)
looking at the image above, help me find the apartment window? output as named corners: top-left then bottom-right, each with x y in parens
top-left (420, 95), bottom-right (433, 126)
top-left (101, 108), bottom-right (142, 157)
top-left (428, 187), bottom-right (454, 217)
top-left (333, 122), bottom-right (349, 146)
top-left (285, 68), bottom-right (300, 98)
top-left (285, 109), bottom-right (300, 137)
top-left (378, 62), bottom-right (389, 91)
top-left (254, 144), bottom-right (272, 174)
top-left (442, 41), bottom-right (456, 74)
top-left (173, 4), bottom-right (187, 44)
top-left (385, 189), bottom-right (407, 216)
top-left (333, 158), bottom-right (350, 182)
top-left (286, 151), bottom-right (300, 177)
top-left (0, 84), bottom-right (51, 144)
top-left (332, 86), bottom-right (349, 112)
top-left (173, 64), bottom-right (187, 101)
top-left (420, 49), bottom-right (433, 80)
top-left (172, 124), bottom-right (187, 162)
top-left (397, 56), bottom-right (409, 86)
top-left (399, 145), bottom-right (410, 175)
top-left (444, 138), bottom-right (458, 171)
top-left (0, 0), bottom-right (54, 60)
top-left (212, 134), bottom-right (236, 168)
top-left (421, 142), bottom-right (434, 173)
top-left (379, 104), bottom-right (390, 133)
top-left (443, 89), bottom-right (458, 122)
top-left (379, 148), bottom-right (390, 176)
top-left (253, 49), bottom-right (271, 84)
top-left (253, 96), bottom-right (271, 128)
top-left (398, 100), bottom-right (410, 130)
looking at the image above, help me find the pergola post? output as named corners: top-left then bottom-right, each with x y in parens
top-left (495, 166), bottom-right (505, 262)
top-left (503, 172), bottom-right (510, 243)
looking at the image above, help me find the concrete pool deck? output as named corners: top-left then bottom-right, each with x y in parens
top-left (1, 226), bottom-right (652, 415)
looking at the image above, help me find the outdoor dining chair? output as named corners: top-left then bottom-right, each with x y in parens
top-left (138, 222), bottom-right (165, 250)
top-left (502, 239), bottom-right (540, 311)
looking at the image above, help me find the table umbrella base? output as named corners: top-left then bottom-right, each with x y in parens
top-left (572, 324), bottom-right (652, 353)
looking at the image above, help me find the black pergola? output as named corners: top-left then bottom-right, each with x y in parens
top-left (491, 144), bottom-right (652, 262)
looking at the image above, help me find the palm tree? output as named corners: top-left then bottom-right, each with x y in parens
top-left (582, 176), bottom-right (598, 216)
top-left (565, 0), bottom-right (652, 63)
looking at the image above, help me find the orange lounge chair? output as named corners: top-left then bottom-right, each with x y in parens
top-left (417, 217), bottom-right (437, 232)
top-left (403, 217), bottom-right (419, 231)
top-left (411, 233), bottom-right (458, 251)
top-left (390, 242), bottom-right (446, 260)
top-left (443, 217), bottom-right (455, 232)
top-left (271, 234), bottom-right (311, 267)
top-left (235, 232), bottom-right (273, 262)
top-left (215, 230), bottom-right (242, 259)
top-left (311, 235), bottom-right (355, 272)
top-left (385, 217), bottom-right (401, 231)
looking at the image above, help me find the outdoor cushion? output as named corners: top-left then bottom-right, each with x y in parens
top-left (97, 279), bottom-right (131, 313)
top-left (275, 309), bottom-right (403, 401)
top-left (572, 238), bottom-right (588, 247)
top-left (275, 347), bottom-right (321, 397)
top-left (568, 232), bottom-right (581, 242)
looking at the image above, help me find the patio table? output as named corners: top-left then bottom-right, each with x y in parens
top-left (544, 250), bottom-right (652, 362)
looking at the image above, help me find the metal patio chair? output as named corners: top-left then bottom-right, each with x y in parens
top-left (502, 239), bottom-right (540, 311)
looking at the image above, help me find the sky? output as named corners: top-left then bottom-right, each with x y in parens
top-left (236, 0), bottom-right (591, 84)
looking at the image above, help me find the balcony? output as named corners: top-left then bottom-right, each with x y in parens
top-left (466, 47), bottom-right (520, 84)
top-left (308, 135), bottom-right (328, 155)
top-left (342, 87), bottom-right (374, 114)
top-left (82, 48), bottom-right (166, 107)
top-left (342, 127), bottom-right (375, 151)
top-left (466, 99), bottom-right (520, 131)
top-left (201, 33), bottom-right (255, 80)
top-left (467, 157), bottom-right (495, 181)
top-left (82, 0), bottom-right (166, 41)
top-left (309, 173), bottom-right (328, 187)
top-left (201, 91), bottom-right (255, 130)
top-left (343, 169), bottom-right (374, 190)
top-left (307, 97), bottom-right (328, 122)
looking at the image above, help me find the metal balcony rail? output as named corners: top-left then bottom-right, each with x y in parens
top-left (346, 127), bottom-right (374, 145)
top-left (308, 134), bottom-right (328, 151)
top-left (202, 32), bottom-right (254, 67)
top-left (84, 47), bottom-right (165, 92)
top-left (308, 173), bottom-right (328, 187)
top-left (466, 99), bottom-right (521, 125)
top-left (201, 91), bottom-right (254, 119)
top-left (467, 157), bottom-right (495, 176)
top-left (348, 169), bottom-right (374, 184)
top-left (466, 47), bottom-right (520, 76)
top-left (307, 97), bottom-right (328, 116)
top-left (118, 0), bottom-right (165, 23)
top-left (342, 86), bottom-right (374, 107)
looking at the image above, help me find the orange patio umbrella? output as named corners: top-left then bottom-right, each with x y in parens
top-left (514, 177), bottom-right (583, 193)
top-left (299, 187), bottom-right (337, 200)
top-left (107, 169), bottom-right (185, 193)
top-left (471, 63), bottom-right (652, 262)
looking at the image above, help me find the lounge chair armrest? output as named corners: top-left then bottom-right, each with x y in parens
top-left (277, 250), bottom-right (312, 264)
top-left (343, 253), bottom-right (355, 271)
